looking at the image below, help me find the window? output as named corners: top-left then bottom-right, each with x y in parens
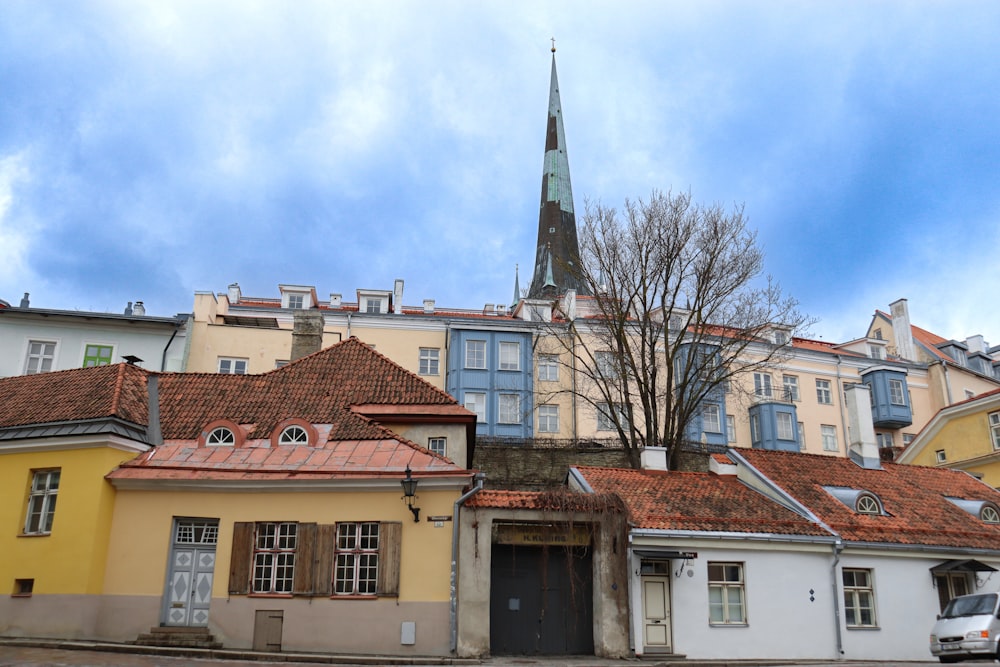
top-left (816, 379), bottom-right (832, 405)
top-left (750, 413), bottom-right (760, 442)
top-left (708, 562), bottom-right (746, 625)
top-left (935, 449), bottom-right (947, 463)
top-left (427, 437), bottom-right (446, 456)
top-left (287, 294), bottom-right (304, 309)
top-left (876, 432), bottom-right (893, 449)
top-left (24, 470), bottom-right (60, 535)
top-left (252, 522), bottom-right (297, 594)
top-left (538, 405), bottom-right (559, 433)
top-left (365, 298), bottom-right (382, 314)
top-left (982, 504), bottom-right (1000, 524)
top-left (538, 355), bottom-right (559, 381)
top-left (777, 412), bottom-right (794, 440)
top-left (83, 344), bottom-right (114, 367)
top-left (13, 579), bottom-right (34, 597)
top-left (418, 348), bottom-right (439, 376)
top-left (278, 425), bottom-right (309, 445)
top-left (902, 433), bottom-right (915, 446)
top-left (218, 357), bottom-right (248, 374)
top-left (888, 379), bottom-right (906, 405)
top-left (843, 568), bottom-right (877, 628)
top-left (856, 494), bottom-right (881, 514)
top-left (24, 340), bottom-right (56, 374)
top-left (465, 340), bottom-right (486, 369)
top-left (726, 415), bottom-right (736, 443)
top-left (465, 392), bottom-right (486, 423)
top-left (798, 421), bottom-right (806, 450)
top-left (703, 404), bottom-right (722, 433)
top-left (335, 522), bottom-right (379, 596)
top-left (782, 375), bottom-right (799, 401)
top-left (990, 412), bottom-right (1000, 450)
top-left (869, 344), bottom-right (885, 360)
top-left (499, 341), bottom-right (520, 371)
top-left (176, 520), bottom-right (219, 544)
top-left (597, 403), bottom-right (626, 431)
top-left (275, 360), bottom-right (289, 369)
top-left (753, 373), bottom-right (772, 398)
top-left (821, 425), bottom-right (838, 452)
top-left (934, 572), bottom-right (972, 612)
top-left (595, 351), bottom-right (617, 379)
top-left (498, 393), bottom-right (521, 424)
top-left (207, 426), bottom-right (236, 446)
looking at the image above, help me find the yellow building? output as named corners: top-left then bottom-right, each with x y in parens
top-left (0, 338), bottom-right (477, 656)
top-left (897, 388), bottom-right (1000, 489)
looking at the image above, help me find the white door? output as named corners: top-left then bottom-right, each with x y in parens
top-left (163, 519), bottom-right (218, 627)
top-left (642, 576), bottom-right (672, 651)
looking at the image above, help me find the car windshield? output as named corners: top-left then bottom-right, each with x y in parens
top-left (941, 594), bottom-right (998, 618)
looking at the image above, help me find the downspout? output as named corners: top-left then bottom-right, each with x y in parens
top-left (572, 327), bottom-right (579, 439)
top-left (450, 471), bottom-right (486, 654)
top-left (159, 317), bottom-right (184, 371)
top-left (346, 312), bottom-right (352, 339)
top-left (835, 355), bottom-right (849, 454)
top-left (941, 360), bottom-right (954, 405)
top-left (831, 539), bottom-right (845, 656)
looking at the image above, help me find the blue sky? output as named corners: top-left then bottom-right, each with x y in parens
top-left (2, 1), bottom-right (999, 345)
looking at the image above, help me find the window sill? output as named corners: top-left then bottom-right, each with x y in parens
top-left (329, 595), bottom-right (377, 600)
top-left (846, 625), bottom-right (881, 631)
top-left (18, 532), bottom-right (52, 538)
top-left (248, 593), bottom-right (294, 598)
top-left (708, 623), bottom-right (748, 628)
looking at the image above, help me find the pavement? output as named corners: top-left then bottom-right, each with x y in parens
top-left (0, 638), bottom-right (945, 667)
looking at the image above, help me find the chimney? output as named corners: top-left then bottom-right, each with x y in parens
top-left (423, 299), bottom-right (435, 314)
top-left (483, 303), bottom-right (495, 315)
top-left (330, 293), bottom-right (342, 308)
top-left (290, 310), bottom-right (324, 361)
top-left (227, 283), bottom-right (241, 304)
top-left (966, 335), bottom-right (986, 355)
top-left (889, 298), bottom-right (915, 361)
top-left (19, 292), bottom-right (29, 308)
top-left (392, 279), bottom-right (404, 315)
top-left (640, 446), bottom-right (669, 471)
top-left (496, 304), bottom-right (507, 316)
top-left (124, 301), bottom-right (133, 316)
top-left (133, 301), bottom-right (145, 317)
top-left (562, 289), bottom-right (577, 322)
top-left (845, 383), bottom-right (881, 470)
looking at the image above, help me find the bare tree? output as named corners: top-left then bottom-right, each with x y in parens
top-left (538, 190), bottom-right (809, 469)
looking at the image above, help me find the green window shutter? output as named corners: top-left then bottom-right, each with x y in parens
top-left (377, 521), bottom-right (402, 597)
top-left (228, 522), bottom-right (254, 595)
top-left (292, 522), bottom-right (317, 595)
top-left (313, 524), bottom-right (337, 597)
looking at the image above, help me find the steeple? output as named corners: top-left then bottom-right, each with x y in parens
top-left (527, 45), bottom-right (590, 299)
top-left (512, 264), bottom-right (521, 306)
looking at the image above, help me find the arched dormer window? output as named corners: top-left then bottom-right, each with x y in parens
top-left (856, 493), bottom-right (881, 515)
top-left (269, 419), bottom-right (319, 448)
top-left (981, 503), bottom-right (1000, 524)
top-left (198, 419), bottom-right (245, 448)
top-left (823, 485), bottom-right (885, 516)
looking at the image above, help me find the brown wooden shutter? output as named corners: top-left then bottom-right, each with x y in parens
top-left (377, 521), bottom-right (402, 597)
top-left (313, 524), bottom-right (337, 597)
top-left (228, 522), bottom-right (254, 595)
top-left (292, 522), bottom-right (317, 595)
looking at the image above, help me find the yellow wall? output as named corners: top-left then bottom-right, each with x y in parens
top-left (103, 487), bottom-right (462, 601)
top-left (0, 447), bottom-right (137, 595)
top-left (907, 409), bottom-right (1000, 488)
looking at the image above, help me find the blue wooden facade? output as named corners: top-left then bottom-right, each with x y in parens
top-left (861, 366), bottom-right (913, 429)
top-left (748, 401), bottom-right (800, 452)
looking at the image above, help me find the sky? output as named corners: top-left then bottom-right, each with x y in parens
top-left (2, 1), bottom-right (1000, 345)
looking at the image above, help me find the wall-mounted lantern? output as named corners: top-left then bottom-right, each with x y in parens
top-left (401, 465), bottom-right (420, 523)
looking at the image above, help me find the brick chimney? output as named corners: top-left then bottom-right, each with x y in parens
top-left (889, 298), bottom-right (915, 361)
top-left (290, 310), bottom-right (324, 361)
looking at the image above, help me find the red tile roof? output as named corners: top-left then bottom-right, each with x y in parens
top-left (465, 489), bottom-right (627, 513)
top-left (572, 466), bottom-right (830, 536)
top-left (736, 449), bottom-right (1000, 550)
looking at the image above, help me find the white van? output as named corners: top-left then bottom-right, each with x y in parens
top-left (930, 592), bottom-right (1000, 663)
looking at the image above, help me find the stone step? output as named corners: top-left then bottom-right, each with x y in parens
top-left (132, 626), bottom-right (222, 649)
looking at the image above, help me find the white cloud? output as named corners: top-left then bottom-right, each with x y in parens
top-left (0, 152), bottom-right (35, 289)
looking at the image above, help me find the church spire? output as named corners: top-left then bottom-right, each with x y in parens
top-left (512, 264), bottom-right (521, 306)
top-left (527, 45), bottom-right (590, 299)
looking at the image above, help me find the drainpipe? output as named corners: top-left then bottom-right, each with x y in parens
top-left (346, 312), bottom-right (352, 339)
top-left (572, 326), bottom-right (579, 439)
top-left (159, 319), bottom-right (183, 371)
top-left (831, 539), bottom-right (845, 656)
top-left (835, 355), bottom-right (849, 454)
top-left (450, 472), bottom-right (486, 654)
top-left (941, 360), bottom-right (954, 405)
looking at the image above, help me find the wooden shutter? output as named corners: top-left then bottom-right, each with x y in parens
top-left (377, 521), bottom-right (402, 597)
top-left (292, 522), bottom-right (317, 595)
top-left (228, 522), bottom-right (254, 595)
top-left (313, 524), bottom-right (337, 597)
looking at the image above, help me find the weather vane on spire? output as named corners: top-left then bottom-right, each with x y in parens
top-left (551, 37), bottom-right (556, 53)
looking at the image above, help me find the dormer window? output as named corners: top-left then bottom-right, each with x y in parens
top-left (945, 497), bottom-right (1000, 524)
top-left (278, 425), bottom-right (309, 445)
top-left (824, 486), bottom-right (885, 516)
top-left (287, 294), bottom-right (304, 309)
top-left (981, 504), bottom-right (1000, 524)
top-left (207, 427), bottom-right (235, 446)
top-left (279, 284), bottom-right (316, 310)
top-left (856, 494), bottom-right (881, 515)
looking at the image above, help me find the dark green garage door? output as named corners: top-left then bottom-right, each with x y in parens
top-left (489, 544), bottom-right (594, 655)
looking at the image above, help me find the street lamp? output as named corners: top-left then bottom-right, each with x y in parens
top-left (401, 466), bottom-right (420, 523)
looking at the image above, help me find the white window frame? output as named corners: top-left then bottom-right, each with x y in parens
top-left (498, 393), bottom-right (521, 424)
top-left (465, 392), bottom-right (486, 423)
top-left (703, 404), bottom-right (722, 433)
top-left (218, 357), bottom-right (248, 375)
top-left (24, 470), bottom-right (60, 535)
top-left (287, 294), bottom-right (304, 309)
top-left (821, 424), bottom-right (838, 451)
top-left (538, 404), bottom-right (559, 433)
top-left (595, 351), bottom-right (617, 379)
top-left (465, 340), bottom-right (486, 370)
top-left (499, 341), bottom-right (520, 371)
top-left (777, 412), bottom-right (794, 440)
top-left (24, 340), bottom-right (57, 374)
top-left (876, 432), bottom-right (893, 449)
top-left (334, 521), bottom-right (379, 596)
top-left (538, 354), bottom-right (559, 382)
top-left (797, 421), bottom-right (806, 450)
top-left (754, 373), bottom-right (772, 398)
top-left (888, 379), bottom-right (906, 406)
top-left (726, 415), bottom-right (736, 443)
top-left (418, 348), bottom-right (439, 376)
top-left (708, 562), bottom-right (746, 625)
top-left (989, 412), bottom-right (1000, 451)
top-left (207, 426), bottom-right (236, 446)
top-left (427, 437), bottom-right (447, 456)
top-left (597, 403), bottom-right (626, 432)
top-left (278, 425), bottom-right (309, 445)
top-left (252, 522), bottom-right (297, 594)
top-left (816, 379), bottom-right (833, 405)
top-left (365, 298), bottom-right (382, 314)
top-left (782, 374), bottom-right (799, 402)
top-left (843, 568), bottom-right (878, 628)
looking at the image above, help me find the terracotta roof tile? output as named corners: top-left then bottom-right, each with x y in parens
top-left (736, 449), bottom-right (1000, 550)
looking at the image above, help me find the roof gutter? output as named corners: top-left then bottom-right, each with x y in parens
top-left (629, 528), bottom-right (839, 545)
top-left (450, 471), bottom-right (486, 654)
